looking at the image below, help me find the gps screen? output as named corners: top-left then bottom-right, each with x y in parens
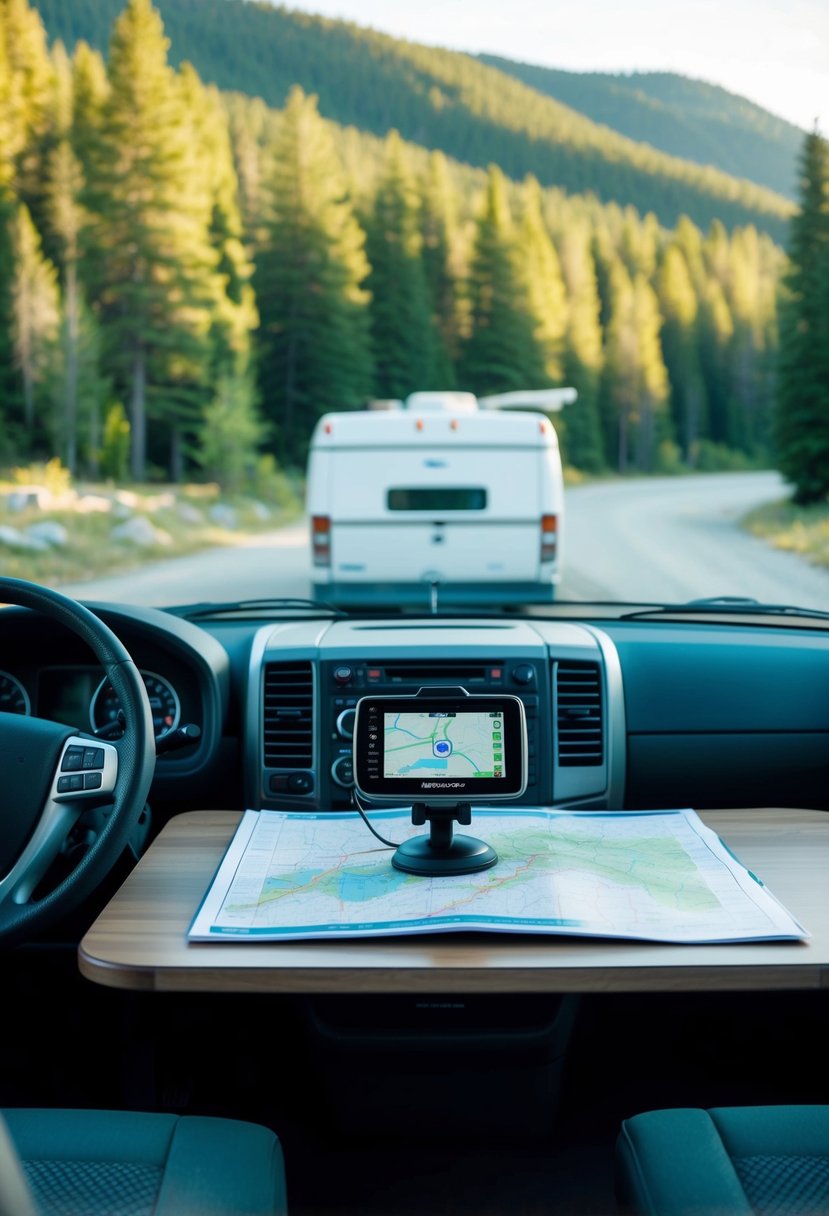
top-left (382, 710), bottom-right (505, 780)
top-left (353, 695), bottom-right (527, 802)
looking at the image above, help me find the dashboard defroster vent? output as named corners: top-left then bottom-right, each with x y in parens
top-left (380, 663), bottom-right (501, 684)
top-left (556, 661), bottom-right (603, 767)
top-left (263, 662), bottom-right (313, 767)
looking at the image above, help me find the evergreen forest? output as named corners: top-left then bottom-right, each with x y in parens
top-left (477, 58), bottom-right (805, 203)
top-left (0, 0), bottom-right (826, 499)
top-left (30, 0), bottom-right (796, 242)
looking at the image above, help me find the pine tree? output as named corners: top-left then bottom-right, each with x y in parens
top-left (673, 215), bottom-right (707, 293)
top-left (254, 85), bottom-right (374, 467)
top-left (459, 164), bottom-right (546, 394)
top-left (656, 241), bottom-right (706, 461)
top-left (178, 65), bottom-right (258, 381)
top-left (0, 14), bottom-right (20, 436)
top-left (80, 0), bottom-right (218, 481)
top-left (632, 273), bottom-right (672, 471)
top-left (42, 41), bottom-right (86, 474)
top-left (224, 91), bottom-right (269, 239)
top-left (1, 0), bottom-right (52, 215)
top-left (0, 6), bottom-right (21, 184)
top-left (725, 225), bottom-right (780, 457)
top-left (197, 370), bottom-right (266, 494)
top-left (600, 257), bottom-right (671, 472)
top-left (697, 276), bottom-right (735, 448)
top-left (774, 129), bottom-right (829, 502)
top-left (364, 130), bottom-right (438, 398)
top-left (70, 39), bottom-right (108, 157)
top-left (419, 149), bottom-right (462, 386)
top-left (557, 218), bottom-right (605, 472)
top-left (703, 218), bottom-right (731, 291)
top-left (10, 202), bottom-right (60, 442)
top-left (0, 191), bottom-right (21, 450)
top-left (516, 175), bottom-right (566, 384)
top-left (45, 297), bottom-right (112, 476)
top-left (619, 207), bottom-right (659, 279)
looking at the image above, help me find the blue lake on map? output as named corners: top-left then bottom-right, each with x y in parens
top-left (339, 869), bottom-right (411, 901)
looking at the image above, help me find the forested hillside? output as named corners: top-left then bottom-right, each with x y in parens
top-left (0, 0), bottom-right (787, 493)
top-left (478, 59), bottom-right (803, 202)
top-left (30, 0), bottom-right (794, 242)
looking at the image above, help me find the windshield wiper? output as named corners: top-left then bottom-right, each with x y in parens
top-left (620, 596), bottom-right (829, 621)
top-left (167, 597), bottom-right (349, 621)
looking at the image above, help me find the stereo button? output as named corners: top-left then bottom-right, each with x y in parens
top-left (331, 755), bottom-right (354, 788)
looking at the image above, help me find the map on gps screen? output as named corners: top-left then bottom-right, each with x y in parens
top-left (383, 710), bottom-right (505, 779)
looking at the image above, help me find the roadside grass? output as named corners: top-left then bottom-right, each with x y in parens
top-left (741, 498), bottom-right (829, 570)
top-left (0, 470), bottom-right (305, 587)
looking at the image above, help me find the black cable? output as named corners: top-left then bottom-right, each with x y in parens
top-left (349, 788), bottom-right (403, 848)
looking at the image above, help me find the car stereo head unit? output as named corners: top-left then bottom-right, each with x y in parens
top-left (353, 691), bottom-right (528, 804)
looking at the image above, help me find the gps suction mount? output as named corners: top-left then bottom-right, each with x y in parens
top-left (390, 685), bottom-right (498, 877)
top-left (391, 800), bottom-right (498, 876)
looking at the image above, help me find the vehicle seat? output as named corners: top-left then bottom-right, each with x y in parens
top-left (615, 1105), bottom-right (829, 1215)
top-left (0, 1108), bottom-right (287, 1216)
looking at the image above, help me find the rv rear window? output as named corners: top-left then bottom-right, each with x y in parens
top-left (387, 488), bottom-right (488, 511)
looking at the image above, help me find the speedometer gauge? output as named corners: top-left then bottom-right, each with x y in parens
top-left (90, 670), bottom-right (181, 739)
top-left (0, 670), bottom-right (30, 715)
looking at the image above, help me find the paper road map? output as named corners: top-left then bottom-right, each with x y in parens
top-left (188, 807), bottom-right (808, 944)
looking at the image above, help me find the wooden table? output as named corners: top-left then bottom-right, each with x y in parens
top-left (78, 808), bottom-right (829, 994)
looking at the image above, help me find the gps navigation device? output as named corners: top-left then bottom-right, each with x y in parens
top-left (353, 692), bottom-right (528, 803)
top-left (352, 690), bottom-right (527, 876)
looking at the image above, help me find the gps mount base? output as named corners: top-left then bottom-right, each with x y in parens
top-left (391, 802), bottom-right (498, 876)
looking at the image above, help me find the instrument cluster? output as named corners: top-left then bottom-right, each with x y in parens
top-left (0, 666), bottom-right (181, 740)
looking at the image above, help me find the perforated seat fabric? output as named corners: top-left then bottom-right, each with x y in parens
top-left (615, 1106), bottom-right (829, 1216)
top-left (1, 1108), bottom-right (288, 1216)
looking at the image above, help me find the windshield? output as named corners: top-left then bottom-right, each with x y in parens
top-left (1, 0), bottom-right (828, 614)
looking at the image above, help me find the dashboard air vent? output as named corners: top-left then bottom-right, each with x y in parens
top-left (556, 661), bottom-right (603, 767)
top-left (263, 662), bottom-right (313, 767)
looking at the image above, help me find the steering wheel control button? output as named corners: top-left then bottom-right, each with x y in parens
top-left (57, 774), bottom-right (84, 793)
top-left (53, 736), bottom-right (119, 805)
top-left (61, 748), bottom-right (85, 772)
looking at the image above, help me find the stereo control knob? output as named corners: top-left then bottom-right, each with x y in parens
top-left (333, 665), bottom-right (353, 685)
top-left (512, 664), bottom-right (535, 685)
top-left (336, 708), bottom-right (356, 737)
top-left (331, 754), bottom-right (354, 788)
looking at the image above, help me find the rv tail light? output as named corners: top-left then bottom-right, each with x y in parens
top-left (540, 514), bottom-right (558, 562)
top-left (312, 515), bottom-right (331, 567)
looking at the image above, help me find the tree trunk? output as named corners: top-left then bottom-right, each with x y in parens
top-left (170, 426), bottom-right (183, 483)
top-left (130, 348), bottom-right (146, 482)
top-left (64, 265), bottom-right (79, 476)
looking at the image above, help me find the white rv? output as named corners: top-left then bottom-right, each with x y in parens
top-left (306, 391), bottom-right (569, 609)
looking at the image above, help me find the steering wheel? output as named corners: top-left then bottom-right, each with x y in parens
top-left (0, 577), bottom-right (155, 947)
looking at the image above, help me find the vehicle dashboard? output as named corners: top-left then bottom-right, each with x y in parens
top-left (2, 601), bottom-right (828, 834)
